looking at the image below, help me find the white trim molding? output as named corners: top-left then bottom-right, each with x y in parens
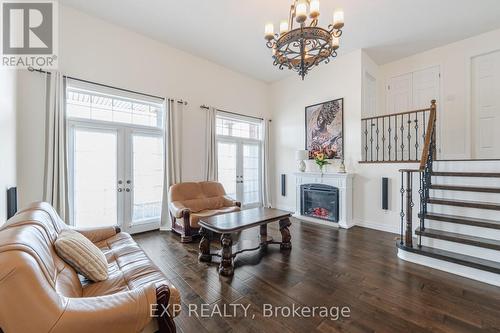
top-left (293, 172), bottom-right (354, 229)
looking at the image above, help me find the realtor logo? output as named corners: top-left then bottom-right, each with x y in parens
top-left (1, 0), bottom-right (58, 68)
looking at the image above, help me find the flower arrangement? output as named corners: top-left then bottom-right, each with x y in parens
top-left (313, 151), bottom-right (330, 173)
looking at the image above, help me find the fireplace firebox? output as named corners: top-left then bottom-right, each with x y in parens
top-left (300, 184), bottom-right (339, 222)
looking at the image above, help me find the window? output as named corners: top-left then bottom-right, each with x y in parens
top-left (216, 112), bottom-right (263, 208)
top-left (66, 85), bottom-right (163, 128)
top-left (216, 115), bottom-right (261, 139)
top-left (66, 79), bottom-right (165, 234)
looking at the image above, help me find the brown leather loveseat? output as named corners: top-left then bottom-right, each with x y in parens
top-left (0, 202), bottom-right (180, 333)
top-left (168, 181), bottom-right (241, 242)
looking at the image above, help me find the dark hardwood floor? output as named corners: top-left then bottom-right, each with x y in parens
top-left (134, 219), bottom-right (500, 333)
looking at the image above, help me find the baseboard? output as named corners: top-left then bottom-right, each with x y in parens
top-left (355, 218), bottom-right (399, 235)
top-left (275, 204), bottom-right (296, 214)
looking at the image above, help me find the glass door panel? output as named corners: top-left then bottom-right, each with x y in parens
top-left (217, 141), bottom-right (238, 199)
top-left (72, 127), bottom-right (118, 227)
top-left (130, 133), bottom-right (164, 229)
top-left (242, 143), bottom-right (261, 207)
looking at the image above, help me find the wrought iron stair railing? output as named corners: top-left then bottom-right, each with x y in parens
top-left (361, 101), bottom-right (436, 163)
top-left (398, 100), bottom-right (437, 248)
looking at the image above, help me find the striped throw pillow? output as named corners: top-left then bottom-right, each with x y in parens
top-left (54, 229), bottom-right (108, 282)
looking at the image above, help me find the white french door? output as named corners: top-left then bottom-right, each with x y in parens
top-left (68, 121), bottom-right (163, 234)
top-left (217, 139), bottom-right (262, 208)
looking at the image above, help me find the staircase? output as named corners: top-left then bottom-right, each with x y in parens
top-left (395, 102), bottom-right (500, 286)
top-left (398, 161), bottom-right (500, 286)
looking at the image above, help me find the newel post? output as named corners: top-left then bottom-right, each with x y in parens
top-left (405, 171), bottom-right (413, 247)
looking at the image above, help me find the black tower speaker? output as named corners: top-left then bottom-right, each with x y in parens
top-left (7, 187), bottom-right (17, 219)
top-left (382, 178), bottom-right (389, 210)
top-left (281, 174), bottom-right (286, 196)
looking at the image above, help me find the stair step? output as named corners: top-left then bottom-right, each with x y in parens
top-left (415, 227), bottom-right (500, 251)
top-left (430, 184), bottom-right (500, 193)
top-left (421, 213), bottom-right (500, 230)
top-left (397, 243), bottom-right (500, 274)
top-left (431, 172), bottom-right (500, 178)
top-left (428, 198), bottom-right (500, 211)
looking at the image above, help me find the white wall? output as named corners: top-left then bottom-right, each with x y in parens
top-left (379, 28), bottom-right (500, 160)
top-left (16, 5), bottom-right (271, 208)
top-left (270, 50), bottom-right (363, 211)
top-left (0, 69), bottom-right (17, 224)
top-left (270, 50), bottom-right (418, 234)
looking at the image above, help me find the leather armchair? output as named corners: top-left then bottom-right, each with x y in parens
top-left (0, 202), bottom-right (180, 333)
top-left (168, 182), bottom-right (241, 242)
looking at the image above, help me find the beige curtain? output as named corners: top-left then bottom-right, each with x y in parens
top-left (261, 118), bottom-right (272, 207)
top-left (43, 72), bottom-right (69, 222)
top-left (160, 99), bottom-right (183, 230)
top-left (205, 106), bottom-right (218, 181)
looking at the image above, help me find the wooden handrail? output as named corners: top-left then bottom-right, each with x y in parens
top-left (361, 107), bottom-right (432, 121)
top-left (419, 100), bottom-right (437, 170)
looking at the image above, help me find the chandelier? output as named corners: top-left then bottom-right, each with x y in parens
top-left (264, 0), bottom-right (344, 80)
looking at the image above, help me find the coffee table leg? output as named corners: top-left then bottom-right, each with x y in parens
top-left (198, 227), bottom-right (212, 262)
top-left (279, 218), bottom-right (292, 250)
top-left (219, 233), bottom-right (234, 276)
top-left (260, 224), bottom-right (268, 245)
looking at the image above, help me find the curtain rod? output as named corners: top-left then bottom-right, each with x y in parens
top-left (27, 67), bottom-right (187, 105)
top-left (200, 105), bottom-right (271, 122)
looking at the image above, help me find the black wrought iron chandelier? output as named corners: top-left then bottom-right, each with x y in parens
top-left (264, 0), bottom-right (344, 80)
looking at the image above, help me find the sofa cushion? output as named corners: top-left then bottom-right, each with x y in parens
top-left (200, 181), bottom-right (227, 197)
top-left (83, 232), bottom-right (181, 316)
top-left (55, 229), bottom-right (109, 282)
top-left (169, 182), bottom-right (205, 201)
top-left (189, 206), bottom-right (240, 228)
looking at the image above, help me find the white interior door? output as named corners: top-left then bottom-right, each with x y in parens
top-left (363, 71), bottom-right (377, 118)
top-left (412, 66), bottom-right (440, 109)
top-left (387, 67), bottom-right (440, 158)
top-left (386, 73), bottom-right (412, 114)
top-left (472, 51), bottom-right (500, 158)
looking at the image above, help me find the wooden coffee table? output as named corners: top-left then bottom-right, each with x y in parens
top-left (198, 207), bottom-right (292, 276)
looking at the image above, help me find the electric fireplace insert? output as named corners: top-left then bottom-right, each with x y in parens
top-left (300, 184), bottom-right (339, 222)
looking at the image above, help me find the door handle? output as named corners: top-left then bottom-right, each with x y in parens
top-left (118, 188), bottom-right (123, 192)
top-left (125, 188), bottom-right (131, 192)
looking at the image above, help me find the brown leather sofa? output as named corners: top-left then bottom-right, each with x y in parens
top-left (0, 202), bottom-right (181, 333)
top-left (168, 181), bottom-right (241, 242)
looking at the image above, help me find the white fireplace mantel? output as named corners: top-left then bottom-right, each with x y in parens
top-left (294, 172), bottom-right (354, 229)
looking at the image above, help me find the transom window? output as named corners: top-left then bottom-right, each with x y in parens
top-left (216, 114), bottom-right (261, 140)
top-left (66, 81), bottom-right (163, 128)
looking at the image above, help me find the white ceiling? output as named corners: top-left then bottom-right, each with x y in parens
top-left (59, 0), bottom-right (500, 82)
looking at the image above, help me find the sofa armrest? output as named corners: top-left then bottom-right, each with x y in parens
top-left (52, 283), bottom-right (176, 333)
top-left (223, 196), bottom-right (241, 208)
top-left (169, 201), bottom-right (191, 219)
top-left (72, 225), bottom-right (120, 243)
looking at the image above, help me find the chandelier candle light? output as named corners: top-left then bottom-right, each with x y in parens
top-left (264, 0), bottom-right (345, 80)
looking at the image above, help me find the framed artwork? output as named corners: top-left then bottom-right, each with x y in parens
top-left (305, 98), bottom-right (344, 159)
